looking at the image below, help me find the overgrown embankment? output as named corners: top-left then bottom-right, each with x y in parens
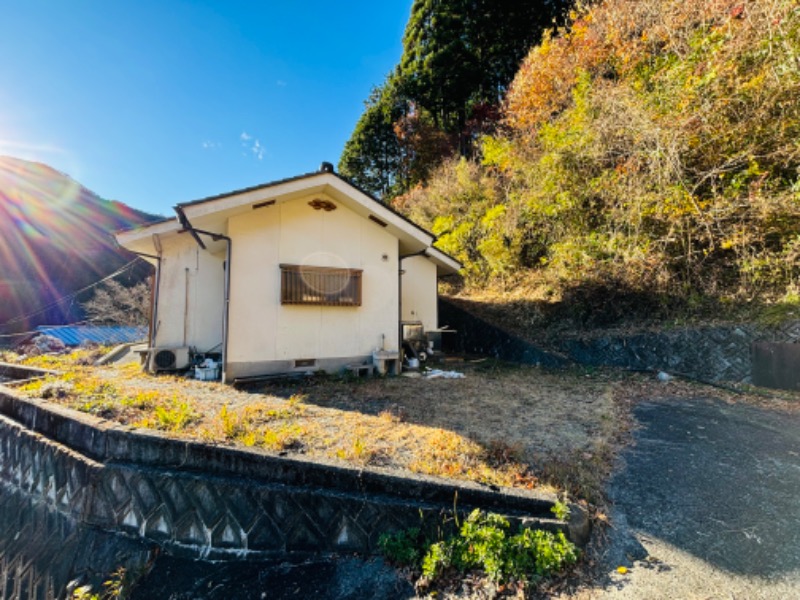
top-left (398, 0), bottom-right (800, 326)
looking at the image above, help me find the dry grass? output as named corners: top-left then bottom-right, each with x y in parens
top-left (8, 350), bottom-right (794, 504)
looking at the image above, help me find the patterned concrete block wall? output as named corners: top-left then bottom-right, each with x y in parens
top-left (561, 321), bottom-right (800, 384)
top-left (441, 298), bottom-right (800, 384)
top-left (0, 481), bottom-right (151, 600)
top-left (0, 412), bottom-right (535, 561)
top-left (558, 326), bottom-right (754, 383)
top-left (0, 389), bottom-right (585, 598)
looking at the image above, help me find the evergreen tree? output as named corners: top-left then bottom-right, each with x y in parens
top-left (400, 0), bottom-right (570, 134)
top-left (338, 77), bottom-right (408, 198)
top-left (400, 0), bottom-right (478, 132)
top-left (340, 0), bottom-right (571, 198)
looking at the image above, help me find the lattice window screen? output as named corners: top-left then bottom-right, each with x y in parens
top-left (280, 264), bottom-right (362, 306)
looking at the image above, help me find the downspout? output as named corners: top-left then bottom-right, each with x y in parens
top-left (221, 239), bottom-right (231, 384)
top-left (174, 206), bottom-right (232, 384)
top-left (183, 268), bottom-right (190, 347)
top-left (398, 247), bottom-right (431, 360)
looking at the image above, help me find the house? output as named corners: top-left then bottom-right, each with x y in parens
top-left (115, 163), bottom-right (461, 382)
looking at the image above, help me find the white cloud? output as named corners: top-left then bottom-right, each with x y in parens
top-left (252, 140), bottom-right (264, 160)
top-left (201, 140), bottom-right (219, 149)
top-left (240, 132), bottom-right (265, 161)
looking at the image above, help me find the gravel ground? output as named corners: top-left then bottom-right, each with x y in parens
top-left (78, 358), bottom-right (641, 496)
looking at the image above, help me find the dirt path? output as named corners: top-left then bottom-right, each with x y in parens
top-left (573, 397), bottom-right (800, 599)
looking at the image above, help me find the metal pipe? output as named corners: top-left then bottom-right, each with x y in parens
top-left (398, 263), bottom-right (403, 363)
top-left (183, 267), bottom-right (190, 347)
top-left (221, 239), bottom-right (231, 383)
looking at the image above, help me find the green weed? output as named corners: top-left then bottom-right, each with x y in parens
top-left (551, 499), bottom-right (571, 521)
top-left (381, 509), bottom-right (578, 585)
top-left (378, 527), bottom-right (427, 566)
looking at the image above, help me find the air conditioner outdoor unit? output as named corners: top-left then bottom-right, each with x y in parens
top-left (149, 347), bottom-right (191, 372)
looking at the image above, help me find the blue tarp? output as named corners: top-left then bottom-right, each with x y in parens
top-left (35, 325), bottom-right (147, 347)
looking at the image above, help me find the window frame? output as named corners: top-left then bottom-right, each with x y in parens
top-left (279, 264), bottom-right (363, 307)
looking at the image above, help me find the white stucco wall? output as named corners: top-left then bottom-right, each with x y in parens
top-left (152, 234), bottom-right (225, 353)
top-left (401, 255), bottom-right (438, 331)
top-left (226, 193), bottom-right (399, 371)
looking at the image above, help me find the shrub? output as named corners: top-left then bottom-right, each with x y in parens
top-left (379, 527), bottom-right (427, 566)
top-left (380, 509), bottom-right (578, 585)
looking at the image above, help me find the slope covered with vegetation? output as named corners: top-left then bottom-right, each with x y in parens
top-left (0, 157), bottom-right (159, 335)
top-left (395, 0), bottom-right (800, 326)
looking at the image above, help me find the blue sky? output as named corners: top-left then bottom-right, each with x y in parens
top-left (0, 1), bottom-right (412, 216)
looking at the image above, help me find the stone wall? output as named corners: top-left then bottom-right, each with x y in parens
top-left (441, 298), bottom-right (800, 384)
top-left (0, 388), bottom-right (587, 598)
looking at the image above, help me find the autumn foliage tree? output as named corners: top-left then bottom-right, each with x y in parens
top-left (400, 0), bottom-right (800, 321)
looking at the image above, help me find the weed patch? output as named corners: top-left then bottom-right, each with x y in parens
top-left (7, 351), bottom-right (667, 505)
top-left (70, 566), bottom-right (130, 599)
top-left (380, 509), bottom-right (578, 593)
top-left (136, 397), bottom-right (199, 432)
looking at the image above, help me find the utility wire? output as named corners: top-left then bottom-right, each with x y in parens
top-left (0, 258), bottom-right (146, 328)
top-left (0, 320), bottom-right (93, 339)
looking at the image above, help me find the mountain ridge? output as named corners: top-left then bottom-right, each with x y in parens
top-left (0, 156), bottom-right (160, 336)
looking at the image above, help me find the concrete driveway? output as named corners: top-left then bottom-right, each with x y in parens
top-left (582, 397), bottom-right (800, 599)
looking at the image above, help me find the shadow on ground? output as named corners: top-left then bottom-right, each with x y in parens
top-left (131, 555), bottom-right (413, 600)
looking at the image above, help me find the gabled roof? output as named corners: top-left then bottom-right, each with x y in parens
top-left (116, 167), bottom-right (461, 275)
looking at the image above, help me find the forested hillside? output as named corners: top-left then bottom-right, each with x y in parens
top-left (338, 0), bottom-right (570, 198)
top-left (0, 157), bottom-right (159, 336)
top-left (386, 0), bottom-right (800, 326)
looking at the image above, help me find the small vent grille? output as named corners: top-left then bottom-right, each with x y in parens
top-left (368, 215), bottom-right (388, 227)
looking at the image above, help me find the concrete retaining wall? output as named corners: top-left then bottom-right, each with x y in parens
top-left (441, 298), bottom-right (800, 384)
top-left (0, 387), bottom-right (587, 597)
top-left (558, 325), bottom-right (760, 383)
top-left (0, 472), bottom-right (151, 600)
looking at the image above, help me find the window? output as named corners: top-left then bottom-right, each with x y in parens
top-left (280, 264), bottom-right (362, 306)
